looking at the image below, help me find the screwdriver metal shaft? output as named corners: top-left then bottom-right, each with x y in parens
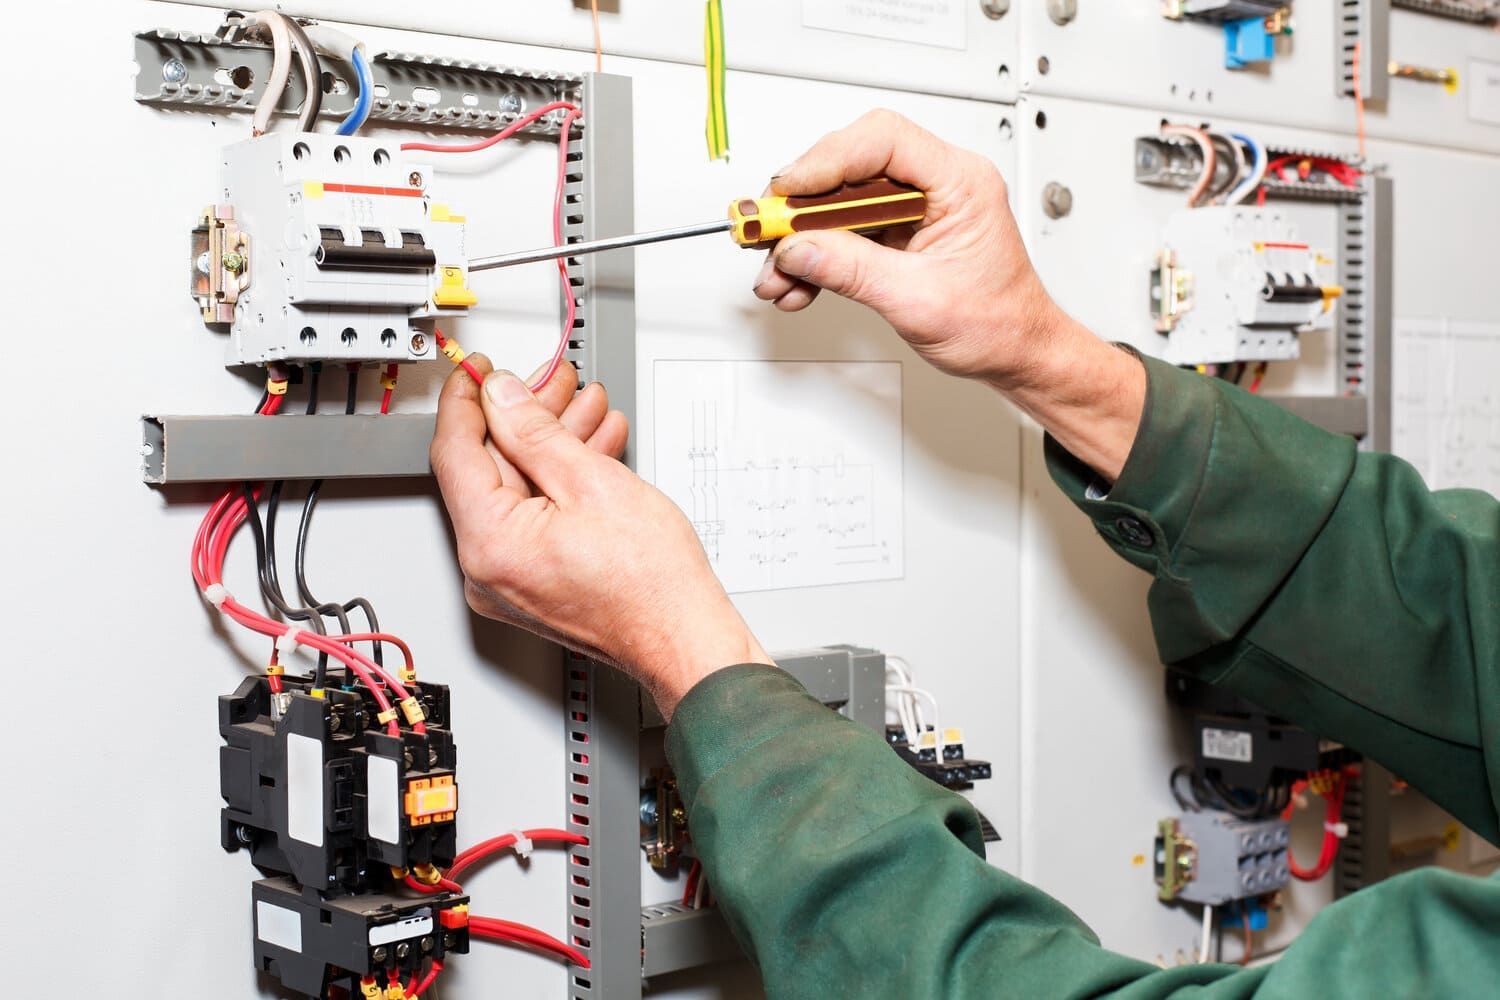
top-left (468, 219), bottom-right (733, 272)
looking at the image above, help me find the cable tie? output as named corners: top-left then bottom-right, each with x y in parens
top-left (507, 829), bottom-right (534, 860)
top-left (203, 583), bottom-right (230, 608)
top-left (275, 631), bottom-right (301, 656)
top-left (1326, 821), bottom-right (1349, 839)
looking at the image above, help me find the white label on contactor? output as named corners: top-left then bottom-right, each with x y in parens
top-left (366, 754), bottom-right (400, 845)
top-left (1468, 60), bottom-right (1500, 126)
top-left (1202, 727), bottom-right (1253, 763)
top-left (256, 901), bottom-right (303, 953)
top-left (286, 733), bottom-right (324, 846)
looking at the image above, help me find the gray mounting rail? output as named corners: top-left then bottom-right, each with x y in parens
top-left (1391, 0), bottom-right (1493, 22)
top-left (135, 28), bottom-right (582, 136)
top-left (140, 414), bottom-right (436, 483)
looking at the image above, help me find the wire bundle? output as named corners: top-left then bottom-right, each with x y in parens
top-left (886, 656), bottom-right (945, 761)
top-left (1281, 767), bottom-right (1354, 881)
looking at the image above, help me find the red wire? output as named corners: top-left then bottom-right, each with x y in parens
top-left (470, 916), bottom-right (590, 968)
top-left (380, 363), bottom-right (398, 415)
top-left (328, 632), bottom-right (416, 670)
top-left (448, 828), bottom-right (587, 882)
top-left (399, 101), bottom-right (579, 154)
top-left (681, 860), bottom-right (701, 907)
top-left (433, 329), bottom-right (485, 385)
top-left (1282, 769), bottom-right (1352, 880)
top-left (409, 960), bottom-right (443, 998)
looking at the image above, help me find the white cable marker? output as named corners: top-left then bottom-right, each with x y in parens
top-left (204, 583), bottom-right (230, 609)
top-left (303, 24), bottom-right (367, 62)
top-left (1326, 821), bottom-right (1349, 838)
top-left (508, 830), bottom-right (534, 860)
top-left (276, 631), bottom-right (301, 657)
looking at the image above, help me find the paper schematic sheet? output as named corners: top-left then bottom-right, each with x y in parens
top-left (1393, 318), bottom-right (1500, 495)
top-left (652, 360), bottom-right (903, 594)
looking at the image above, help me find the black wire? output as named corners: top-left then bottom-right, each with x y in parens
top-left (1169, 765), bottom-right (1200, 812)
top-left (283, 16), bottom-right (324, 128)
top-left (242, 482), bottom-right (332, 683)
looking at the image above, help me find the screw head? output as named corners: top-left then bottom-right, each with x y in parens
top-left (162, 58), bottom-right (188, 84)
top-left (1042, 182), bottom-right (1074, 219)
top-left (221, 251), bottom-right (246, 274)
top-left (371, 946), bottom-right (389, 963)
top-left (408, 171), bottom-right (424, 188)
top-left (235, 825), bottom-right (254, 844)
top-left (396, 942), bottom-right (411, 959)
top-left (420, 936), bottom-right (434, 953)
top-left (195, 251), bottom-right (212, 276)
top-left (443, 933), bottom-right (458, 949)
top-left (1046, 0), bottom-right (1078, 25)
top-left (409, 333), bottom-right (428, 354)
top-left (979, 0), bottom-right (1010, 18)
top-left (498, 93), bottom-right (523, 115)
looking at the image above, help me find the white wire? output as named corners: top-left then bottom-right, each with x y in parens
top-left (247, 12), bottom-right (293, 136)
top-left (1198, 904), bottom-right (1215, 964)
top-left (692, 870), bottom-right (708, 910)
top-left (888, 685), bottom-right (944, 761)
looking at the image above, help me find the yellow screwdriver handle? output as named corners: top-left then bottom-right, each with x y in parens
top-left (727, 178), bottom-right (927, 248)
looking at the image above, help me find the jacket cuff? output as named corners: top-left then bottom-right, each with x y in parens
top-left (1045, 355), bottom-right (1357, 665)
top-left (665, 664), bottom-right (830, 809)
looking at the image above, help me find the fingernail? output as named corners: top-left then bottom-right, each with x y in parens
top-left (775, 240), bottom-right (819, 278)
top-left (484, 370), bottom-right (532, 408)
top-left (769, 163), bottom-right (795, 179)
top-left (752, 255), bottom-right (776, 291)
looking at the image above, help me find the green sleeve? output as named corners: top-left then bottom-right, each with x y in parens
top-left (1046, 355), bottom-right (1500, 844)
top-left (666, 665), bottom-right (1500, 998)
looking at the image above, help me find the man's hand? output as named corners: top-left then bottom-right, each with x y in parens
top-left (752, 109), bottom-right (1146, 482)
top-left (430, 357), bottom-right (771, 718)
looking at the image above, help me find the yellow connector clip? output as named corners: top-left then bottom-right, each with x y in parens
top-left (308, 688), bottom-right (326, 700)
top-left (380, 371), bottom-right (399, 391)
top-left (399, 666), bottom-right (418, 684)
top-left (433, 265), bottom-right (478, 308)
top-left (385, 982), bottom-right (409, 1000)
top-left (359, 978), bottom-right (383, 1000)
top-left (389, 865), bottom-right (410, 880)
top-left (411, 862), bottom-right (443, 886)
top-left (400, 697), bottom-right (426, 725)
top-left (439, 337), bottom-right (465, 364)
top-left (376, 707), bottom-right (399, 725)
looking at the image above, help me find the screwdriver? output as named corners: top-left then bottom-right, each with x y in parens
top-left (467, 178), bottom-right (926, 272)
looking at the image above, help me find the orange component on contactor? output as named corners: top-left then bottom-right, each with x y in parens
top-left (404, 775), bottom-right (458, 825)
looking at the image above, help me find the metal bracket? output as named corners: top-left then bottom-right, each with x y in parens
top-left (135, 27), bottom-right (582, 136)
top-left (141, 414), bottom-right (437, 483)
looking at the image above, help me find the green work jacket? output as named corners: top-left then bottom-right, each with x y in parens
top-left (665, 355), bottom-right (1500, 997)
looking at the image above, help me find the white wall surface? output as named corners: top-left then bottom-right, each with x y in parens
top-left (3, 2), bottom-right (1498, 998)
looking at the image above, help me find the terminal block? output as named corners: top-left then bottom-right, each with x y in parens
top-left (1155, 812), bottom-right (1291, 904)
top-left (885, 724), bottom-right (993, 789)
top-left (194, 132), bottom-right (476, 366)
top-left (1151, 206), bottom-right (1340, 365)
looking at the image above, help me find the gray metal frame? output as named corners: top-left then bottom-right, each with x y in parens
top-left (140, 414), bottom-right (437, 483)
top-left (1336, 0), bottom-right (1391, 103)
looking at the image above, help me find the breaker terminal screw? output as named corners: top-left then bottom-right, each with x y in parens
top-left (1042, 182), bottom-right (1074, 219)
top-left (234, 825), bottom-right (254, 844)
top-left (408, 171), bottom-right (424, 188)
top-left (410, 333), bottom-right (428, 354)
top-left (371, 946), bottom-right (389, 964)
top-left (395, 943), bottom-right (411, 959)
top-left (195, 251), bottom-right (213, 276)
top-left (162, 58), bottom-right (188, 84)
top-left (420, 936), bottom-right (434, 953)
top-left (221, 251), bottom-right (246, 274)
top-left (979, 0), bottom-right (1010, 17)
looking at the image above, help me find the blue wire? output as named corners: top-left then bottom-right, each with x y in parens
top-left (1227, 132), bottom-right (1265, 206)
top-left (336, 47), bottom-right (374, 136)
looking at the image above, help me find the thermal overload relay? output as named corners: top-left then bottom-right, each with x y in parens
top-left (1155, 812), bottom-right (1291, 905)
top-left (191, 132), bottom-right (477, 365)
top-left (1151, 206), bottom-right (1341, 365)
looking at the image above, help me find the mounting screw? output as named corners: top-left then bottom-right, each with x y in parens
top-left (1046, 0), bottom-right (1078, 25)
top-left (639, 791), bottom-right (658, 828)
top-left (499, 93), bottom-right (523, 115)
top-left (420, 936), bottom-right (435, 953)
top-left (1042, 182), bottom-right (1074, 219)
top-left (408, 171), bottom-right (424, 188)
top-left (221, 251), bottom-right (246, 274)
top-left (372, 946), bottom-right (389, 964)
top-left (234, 825), bottom-right (254, 844)
top-left (396, 943), bottom-right (411, 960)
top-left (409, 333), bottom-right (428, 354)
top-left (979, 0), bottom-right (1010, 17)
top-left (162, 58), bottom-right (188, 84)
top-left (195, 252), bottom-right (213, 276)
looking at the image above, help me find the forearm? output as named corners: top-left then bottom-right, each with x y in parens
top-left (985, 306), bottom-right (1146, 484)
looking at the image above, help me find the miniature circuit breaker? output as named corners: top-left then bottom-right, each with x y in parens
top-left (1156, 812), bottom-right (1291, 904)
top-left (1151, 206), bottom-right (1341, 365)
top-left (192, 132), bottom-right (476, 366)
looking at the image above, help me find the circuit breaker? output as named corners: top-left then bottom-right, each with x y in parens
top-left (1156, 812), bottom-right (1292, 904)
top-left (1151, 206), bottom-right (1340, 365)
top-left (193, 132), bottom-right (476, 366)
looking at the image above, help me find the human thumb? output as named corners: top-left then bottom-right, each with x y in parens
top-left (771, 230), bottom-right (911, 313)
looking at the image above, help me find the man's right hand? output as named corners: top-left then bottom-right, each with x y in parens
top-left (752, 109), bottom-right (1147, 483)
top-left (751, 109), bottom-right (1058, 386)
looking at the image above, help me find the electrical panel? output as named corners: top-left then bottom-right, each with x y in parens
top-left (196, 132), bottom-right (475, 366)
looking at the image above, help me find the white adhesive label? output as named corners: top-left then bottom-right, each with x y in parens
top-left (1468, 60), bottom-right (1500, 126)
top-left (802, 0), bottom-right (966, 50)
top-left (285, 733), bottom-right (324, 847)
top-left (256, 901), bottom-right (303, 953)
top-left (1202, 727), bottom-right (1253, 763)
top-left (366, 754), bottom-right (400, 845)
top-left (369, 913), bottom-right (434, 947)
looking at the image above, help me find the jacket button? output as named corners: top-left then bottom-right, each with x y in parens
top-left (1114, 516), bottom-right (1154, 548)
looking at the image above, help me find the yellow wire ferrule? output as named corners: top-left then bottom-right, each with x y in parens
top-left (439, 338), bottom-right (466, 364)
top-left (376, 707), bottom-right (399, 725)
top-left (400, 697), bottom-right (426, 725)
top-left (411, 862), bottom-right (443, 886)
top-left (399, 666), bottom-right (418, 684)
top-left (265, 664), bottom-right (285, 677)
top-left (266, 378), bottom-right (289, 396)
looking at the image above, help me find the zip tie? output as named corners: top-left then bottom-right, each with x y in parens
top-left (508, 830), bottom-right (534, 860)
top-left (275, 631), bottom-right (300, 657)
top-left (1326, 821), bottom-right (1349, 839)
top-left (203, 583), bottom-right (230, 608)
